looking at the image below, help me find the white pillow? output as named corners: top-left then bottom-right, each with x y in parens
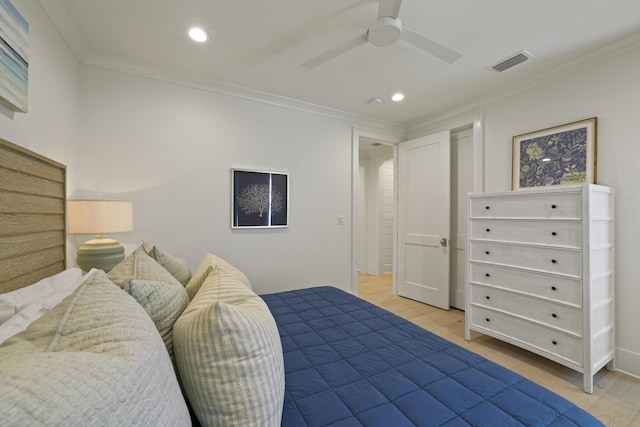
top-left (0, 269), bottom-right (192, 425)
top-left (0, 268), bottom-right (86, 326)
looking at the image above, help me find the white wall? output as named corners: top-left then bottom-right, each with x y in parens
top-left (77, 66), bottom-right (356, 294)
top-left (417, 47), bottom-right (640, 377)
top-left (0, 0), bottom-right (80, 180)
top-left (0, 0), bottom-right (81, 263)
top-left (379, 159), bottom-right (394, 275)
top-left (358, 163), bottom-right (367, 273)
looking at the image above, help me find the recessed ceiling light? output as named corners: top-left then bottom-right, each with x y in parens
top-left (188, 27), bottom-right (208, 43)
top-left (391, 93), bottom-right (405, 102)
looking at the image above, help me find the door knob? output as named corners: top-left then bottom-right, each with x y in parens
top-left (440, 237), bottom-right (448, 247)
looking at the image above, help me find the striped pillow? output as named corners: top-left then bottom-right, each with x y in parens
top-left (185, 253), bottom-right (251, 300)
top-left (174, 266), bottom-right (284, 427)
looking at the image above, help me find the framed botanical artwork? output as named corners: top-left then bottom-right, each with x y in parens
top-left (512, 117), bottom-right (597, 190)
top-left (0, 0), bottom-right (29, 113)
top-left (231, 169), bottom-right (288, 228)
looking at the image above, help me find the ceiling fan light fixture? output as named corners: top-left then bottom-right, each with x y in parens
top-left (188, 27), bottom-right (208, 43)
top-left (368, 17), bottom-right (402, 47)
top-left (301, 0), bottom-right (463, 69)
top-left (391, 93), bottom-right (405, 102)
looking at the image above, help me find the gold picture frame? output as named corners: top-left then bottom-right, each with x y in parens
top-left (512, 117), bottom-right (597, 190)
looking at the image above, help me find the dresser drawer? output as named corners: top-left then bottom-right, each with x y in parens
top-left (469, 263), bottom-right (582, 307)
top-left (469, 242), bottom-right (582, 277)
top-left (470, 192), bottom-right (581, 219)
top-left (470, 219), bottom-right (582, 248)
top-left (469, 285), bottom-right (582, 336)
top-left (469, 306), bottom-right (583, 366)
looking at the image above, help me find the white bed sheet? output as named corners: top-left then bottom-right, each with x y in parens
top-left (0, 268), bottom-right (91, 345)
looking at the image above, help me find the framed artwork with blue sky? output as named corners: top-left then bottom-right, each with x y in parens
top-left (0, 0), bottom-right (28, 113)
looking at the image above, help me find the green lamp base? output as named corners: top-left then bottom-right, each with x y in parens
top-left (76, 235), bottom-right (125, 272)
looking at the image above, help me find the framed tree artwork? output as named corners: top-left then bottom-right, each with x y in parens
top-left (512, 117), bottom-right (597, 190)
top-left (231, 169), bottom-right (288, 228)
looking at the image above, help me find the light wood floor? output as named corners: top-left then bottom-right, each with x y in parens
top-left (358, 273), bottom-right (640, 426)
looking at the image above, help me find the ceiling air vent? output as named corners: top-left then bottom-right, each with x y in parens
top-left (490, 50), bottom-right (533, 72)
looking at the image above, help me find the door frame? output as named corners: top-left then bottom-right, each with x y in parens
top-left (351, 128), bottom-right (404, 296)
top-left (350, 111), bottom-right (485, 298)
top-left (407, 111), bottom-right (485, 194)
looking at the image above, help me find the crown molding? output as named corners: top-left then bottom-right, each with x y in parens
top-left (41, 0), bottom-right (640, 137)
top-left (407, 29), bottom-right (640, 132)
top-left (38, 0), bottom-right (405, 135)
top-left (37, 0), bottom-right (89, 61)
top-left (82, 53), bottom-right (406, 136)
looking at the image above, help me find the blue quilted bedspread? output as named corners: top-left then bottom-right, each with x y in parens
top-left (261, 286), bottom-right (603, 427)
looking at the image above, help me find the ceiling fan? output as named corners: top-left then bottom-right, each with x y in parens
top-left (303, 0), bottom-right (462, 69)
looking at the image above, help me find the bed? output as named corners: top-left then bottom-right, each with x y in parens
top-left (263, 287), bottom-right (602, 426)
top-left (0, 138), bottom-right (604, 426)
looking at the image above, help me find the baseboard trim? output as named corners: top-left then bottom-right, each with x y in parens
top-left (615, 347), bottom-right (640, 379)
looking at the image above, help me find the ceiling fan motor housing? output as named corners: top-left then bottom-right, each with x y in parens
top-left (368, 17), bottom-right (402, 47)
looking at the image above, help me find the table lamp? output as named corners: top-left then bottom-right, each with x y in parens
top-left (68, 200), bottom-right (133, 272)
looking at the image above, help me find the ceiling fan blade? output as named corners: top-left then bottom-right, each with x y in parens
top-left (378, 0), bottom-right (402, 19)
top-left (303, 33), bottom-right (369, 69)
top-left (401, 27), bottom-right (462, 64)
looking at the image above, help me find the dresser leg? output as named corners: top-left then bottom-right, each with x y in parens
top-left (583, 374), bottom-right (594, 394)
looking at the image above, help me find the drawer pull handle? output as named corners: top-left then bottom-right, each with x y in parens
top-left (552, 313), bottom-right (557, 318)
top-left (552, 340), bottom-right (558, 345)
top-left (551, 286), bottom-right (557, 291)
top-left (485, 206), bottom-right (490, 210)
top-left (551, 204), bottom-right (557, 209)
top-left (486, 228), bottom-right (491, 232)
top-left (485, 318), bottom-right (490, 322)
top-left (485, 273), bottom-right (491, 277)
top-left (551, 231), bottom-right (557, 236)
top-left (551, 259), bottom-right (557, 264)
top-left (485, 296), bottom-right (490, 300)
top-left (485, 251), bottom-right (490, 255)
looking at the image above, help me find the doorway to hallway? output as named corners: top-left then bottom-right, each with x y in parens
top-left (353, 119), bottom-right (483, 311)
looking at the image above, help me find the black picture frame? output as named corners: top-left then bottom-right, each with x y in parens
top-left (231, 169), bottom-right (289, 228)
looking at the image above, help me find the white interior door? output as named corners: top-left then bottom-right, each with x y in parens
top-left (396, 131), bottom-right (451, 310)
top-left (450, 128), bottom-right (474, 310)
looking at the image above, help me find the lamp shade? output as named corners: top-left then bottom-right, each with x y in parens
top-left (68, 200), bottom-right (133, 235)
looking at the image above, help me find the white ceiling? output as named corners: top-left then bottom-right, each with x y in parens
top-left (41, 0), bottom-right (640, 125)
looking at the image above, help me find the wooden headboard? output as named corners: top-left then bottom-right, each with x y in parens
top-left (0, 138), bottom-right (66, 293)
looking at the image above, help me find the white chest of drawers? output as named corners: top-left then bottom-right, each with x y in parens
top-left (465, 184), bottom-right (615, 393)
